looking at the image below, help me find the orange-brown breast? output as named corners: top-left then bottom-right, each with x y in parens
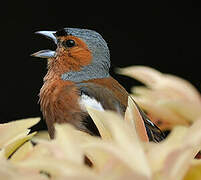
top-left (40, 79), bottom-right (86, 138)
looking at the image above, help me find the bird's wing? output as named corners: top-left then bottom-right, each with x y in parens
top-left (75, 82), bottom-right (127, 136)
top-left (76, 82), bottom-right (127, 115)
top-left (76, 81), bottom-right (165, 142)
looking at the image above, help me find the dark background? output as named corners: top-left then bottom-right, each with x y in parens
top-left (1, 1), bottom-right (201, 130)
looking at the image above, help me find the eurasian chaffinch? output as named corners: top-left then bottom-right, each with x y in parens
top-left (32, 28), bottom-right (164, 142)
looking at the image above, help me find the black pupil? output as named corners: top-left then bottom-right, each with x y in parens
top-left (65, 39), bottom-right (75, 47)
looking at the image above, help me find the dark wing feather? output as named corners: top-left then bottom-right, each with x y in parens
top-left (81, 115), bottom-right (100, 136)
top-left (130, 96), bottom-right (165, 142)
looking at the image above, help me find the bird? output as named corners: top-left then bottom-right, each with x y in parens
top-left (32, 28), bottom-right (165, 142)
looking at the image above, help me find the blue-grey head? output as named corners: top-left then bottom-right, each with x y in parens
top-left (32, 28), bottom-right (111, 82)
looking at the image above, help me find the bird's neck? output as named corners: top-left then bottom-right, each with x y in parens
top-left (44, 57), bottom-right (110, 83)
top-left (61, 64), bottom-right (110, 82)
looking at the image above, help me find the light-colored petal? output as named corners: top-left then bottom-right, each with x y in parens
top-left (0, 117), bottom-right (40, 147)
top-left (54, 124), bottom-right (85, 165)
top-left (159, 100), bottom-right (201, 122)
top-left (146, 126), bottom-right (188, 173)
top-left (4, 132), bottom-right (36, 159)
top-left (161, 146), bottom-right (193, 180)
top-left (86, 108), bottom-right (151, 178)
top-left (182, 118), bottom-right (201, 151)
top-left (125, 96), bottom-right (149, 142)
top-left (87, 106), bottom-right (113, 140)
top-left (83, 141), bottom-right (150, 180)
top-left (116, 66), bottom-right (163, 88)
top-left (183, 159), bottom-right (201, 180)
top-left (118, 66), bottom-right (201, 129)
top-left (16, 148), bottom-right (98, 179)
top-left (117, 66), bottom-right (201, 104)
top-left (33, 130), bottom-right (50, 140)
top-left (163, 74), bottom-right (201, 104)
top-left (133, 95), bottom-right (189, 127)
top-left (10, 141), bottom-right (34, 162)
top-left (0, 158), bottom-right (48, 180)
top-left (147, 119), bottom-right (201, 179)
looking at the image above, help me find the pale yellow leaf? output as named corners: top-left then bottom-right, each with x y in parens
top-left (160, 100), bottom-right (201, 122)
top-left (0, 158), bottom-right (47, 180)
top-left (83, 141), bottom-right (150, 180)
top-left (118, 65), bottom-right (201, 129)
top-left (116, 66), bottom-right (163, 88)
top-left (125, 96), bottom-right (149, 142)
top-left (86, 108), bottom-right (151, 177)
top-left (0, 117), bottom-right (40, 147)
top-left (161, 120), bottom-right (201, 179)
top-left (33, 130), bottom-right (50, 140)
top-left (162, 147), bottom-right (193, 180)
top-left (163, 74), bottom-right (201, 104)
top-left (87, 107), bottom-right (113, 140)
top-left (182, 118), bottom-right (201, 153)
top-left (4, 132), bottom-right (36, 159)
top-left (10, 141), bottom-right (33, 162)
top-left (133, 95), bottom-right (189, 126)
top-left (54, 124), bottom-right (84, 165)
top-left (146, 126), bottom-right (188, 173)
top-left (17, 154), bottom-right (97, 180)
top-left (183, 159), bottom-right (201, 180)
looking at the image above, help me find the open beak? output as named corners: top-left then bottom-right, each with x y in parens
top-left (31, 31), bottom-right (57, 58)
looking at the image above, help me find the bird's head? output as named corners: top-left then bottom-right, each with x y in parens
top-left (32, 28), bottom-right (111, 82)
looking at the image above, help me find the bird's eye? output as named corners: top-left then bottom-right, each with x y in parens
top-left (63, 39), bottom-right (76, 48)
